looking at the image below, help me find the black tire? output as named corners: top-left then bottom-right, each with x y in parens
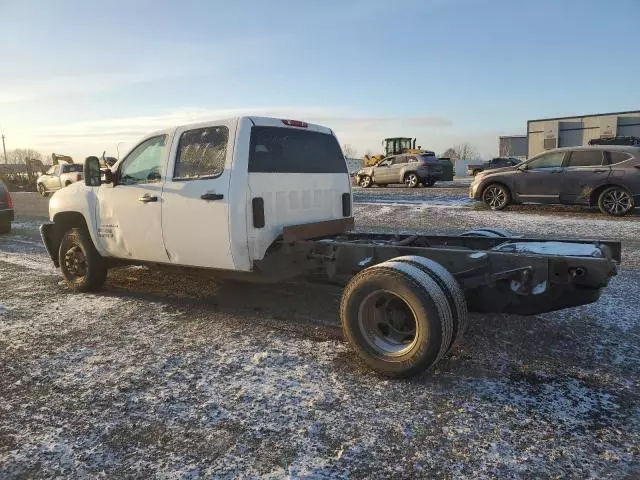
top-left (38, 183), bottom-right (48, 197)
top-left (59, 227), bottom-right (107, 292)
top-left (598, 186), bottom-right (635, 216)
top-left (65, 181), bottom-right (72, 187)
top-left (460, 228), bottom-right (517, 238)
top-left (340, 261), bottom-right (453, 378)
top-left (0, 222), bottom-right (10, 234)
top-left (404, 172), bottom-right (419, 188)
top-left (391, 256), bottom-right (468, 352)
top-left (423, 178), bottom-right (436, 187)
top-left (482, 183), bottom-right (510, 210)
top-left (359, 175), bottom-right (372, 188)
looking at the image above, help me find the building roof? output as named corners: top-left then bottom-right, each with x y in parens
top-left (527, 110), bottom-right (640, 124)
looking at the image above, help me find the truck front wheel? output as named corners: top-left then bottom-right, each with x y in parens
top-left (59, 228), bottom-right (107, 292)
top-left (340, 260), bottom-right (453, 378)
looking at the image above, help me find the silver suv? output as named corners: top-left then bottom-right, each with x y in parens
top-left (356, 153), bottom-right (443, 188)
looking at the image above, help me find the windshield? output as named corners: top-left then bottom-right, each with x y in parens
top-left (61, 164), bottom-right (83, 173)
top-left (248, 127), bottom-right (347, 173)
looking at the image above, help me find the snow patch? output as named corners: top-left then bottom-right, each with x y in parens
top-left (492, 241), bottom-right (603, 257)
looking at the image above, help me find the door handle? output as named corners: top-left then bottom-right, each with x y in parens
top-left (593, 169), bottom-right (607, 173)
top-left (138, 194), bottom-right (158, 203)
top-left (201, 193), bottom-right (224, 201)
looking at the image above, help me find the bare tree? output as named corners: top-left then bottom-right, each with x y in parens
top-left (342, 144), bottom-right (357, 159)
top-left (442, 143), bottom-right (478, 162)
top-left (7, 148), bottom-right (43, 164)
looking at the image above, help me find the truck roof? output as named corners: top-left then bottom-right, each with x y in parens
top-left (146, 116), bottom-right (334, 138)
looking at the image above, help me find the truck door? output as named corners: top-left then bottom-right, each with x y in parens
top-left (160, 121), bottom-right (236, 269)
top-left (95, 135), bottom-right (169, 263)
top-left (560, 150), bottom-right (610, 204)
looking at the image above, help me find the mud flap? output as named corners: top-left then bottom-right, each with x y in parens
top-left (40, 223), bottom-right (61, 267)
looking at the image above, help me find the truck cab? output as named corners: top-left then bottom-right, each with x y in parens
top-left (43, 116), bottom-right (352, 278)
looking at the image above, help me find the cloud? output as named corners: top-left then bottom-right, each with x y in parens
top-left (0, 71), bottom-right (175, 104)
top-left (11, 107), bottom-right (482, 160)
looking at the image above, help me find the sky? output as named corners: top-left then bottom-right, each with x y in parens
top-left (1, 0), bottom-right (639, 161)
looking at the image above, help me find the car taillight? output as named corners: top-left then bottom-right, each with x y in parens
top-left (282, 119), bottom-right (308, 128)
top-left (6, 191), bottom-right (13, 209)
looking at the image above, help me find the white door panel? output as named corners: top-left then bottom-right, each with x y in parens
top-left (160, 120), bottom-right (237, 270)
top-left (95, 183), bottom-right (168, 262)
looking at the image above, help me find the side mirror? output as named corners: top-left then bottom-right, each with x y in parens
top-left (84, 156), bottom-right (102, 186)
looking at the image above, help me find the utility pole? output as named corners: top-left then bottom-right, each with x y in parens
top-left (1, 134), bottom-right (7, 164)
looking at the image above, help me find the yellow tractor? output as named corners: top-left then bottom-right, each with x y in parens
top-left (363, 137), bottom-right (422, 166)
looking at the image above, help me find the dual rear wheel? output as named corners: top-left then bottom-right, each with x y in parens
top-left (341, 256), bottom-right (467, 378)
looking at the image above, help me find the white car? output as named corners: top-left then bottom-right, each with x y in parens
top-left (37, 163), bottom-right (84, 197)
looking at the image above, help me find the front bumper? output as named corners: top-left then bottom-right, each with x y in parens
top-left (469, 182), bottom-right (481, 199)
top-left (0, 209), bottom-right (14, 223)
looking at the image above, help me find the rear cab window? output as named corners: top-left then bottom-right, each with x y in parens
top-left (174, 126), bottom-right (228, 180)
top-left (249, 127), bottom-right (346, 173)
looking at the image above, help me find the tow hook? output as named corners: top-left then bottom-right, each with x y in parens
top-left (569, 266), bottom-right (587, 279)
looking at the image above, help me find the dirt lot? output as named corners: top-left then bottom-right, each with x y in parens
top-left (1, 189), bottom-right (639, 478)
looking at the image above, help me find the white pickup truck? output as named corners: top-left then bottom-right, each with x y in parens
top-left (41, 116), bottom-right (621, 378)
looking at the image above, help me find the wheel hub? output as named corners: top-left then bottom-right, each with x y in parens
top-left (64, 245), bottom-right (87, 278)
top-left (485, 187), bottom-right (505, 208)
top-left (603, 190), bottom-right (632, 215)
top-left (359, 290), bottom-right (418, 356)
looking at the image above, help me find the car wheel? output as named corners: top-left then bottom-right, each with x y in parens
top-left (423, 178), bottom-right (436, 187)
top-left (404, 173), bottom-right (419, 188)
top-left (38, 183), bottom-right (48, 197)
top-left (0, 222), bottom-right (10, 234)
top-left (59, 227), bottom-right (108, 292)
top-left (598, 186), bottom-right (635, 216)
top-left (359, 175), bottom-right (372, 188)
top-left (482, 183), bottom-right (510, 210)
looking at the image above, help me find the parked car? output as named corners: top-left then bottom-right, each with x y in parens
top-left (0, 179), bottom-right (14, 234)
top-left (469, 146), bottom-right (640, 216)
top-left (467, 157), bottom-right (522, 176)
top-left (36, 163), bottom-right (84, 197)
top-left (355, 153), bottom-right (443, 188)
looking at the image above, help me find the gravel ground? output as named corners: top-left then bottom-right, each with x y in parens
top-left (1, 192), bottom-right (639, 478)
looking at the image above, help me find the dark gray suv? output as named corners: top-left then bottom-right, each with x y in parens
top-left (469, 146), bottom-right (640, 216)
top-left (356, 153), bottom-right (443, 188)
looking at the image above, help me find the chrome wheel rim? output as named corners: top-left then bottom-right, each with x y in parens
top-left (405, 174), bottom-right (418, 187)
top-left (358, 290), bottom-right (418, 356)
top-left (603, 189), bottom-right (632, 215)
top-left (484, 186), bottom-right (506, 208)
top-left (360, 176), bottom-right (371, 187)
top-left (64, 245), bottom-right (87, 279)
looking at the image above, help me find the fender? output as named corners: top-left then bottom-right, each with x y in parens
top-left (47, 182), bottom-right (108, 257)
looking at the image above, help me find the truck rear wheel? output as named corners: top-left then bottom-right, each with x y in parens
top-left (390, 256), bottom-right (468, 351)
top-left (340, 261), bottom-right (453, 378)
top-left (59, 228), bottom-right (107, 292)
top-left (0, 222), bottom-right (10, 234)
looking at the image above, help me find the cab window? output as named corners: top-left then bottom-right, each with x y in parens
top-left (174, 126), bottom-right (228, 180)
top-left (119, 135), bottom-right (167, 185)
